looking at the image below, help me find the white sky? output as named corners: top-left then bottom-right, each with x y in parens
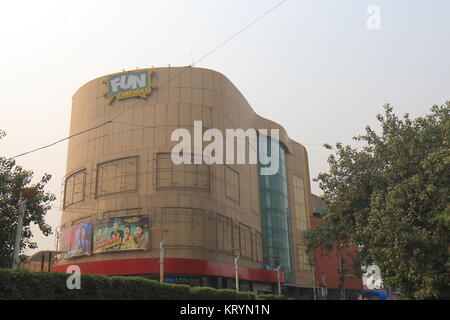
top-left (0, 0), bottom-right (449, 253)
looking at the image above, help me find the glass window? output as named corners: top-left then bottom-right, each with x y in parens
top-left (159, 208), bottom-right (205, 248)
top-left (239, 224), bottom-right (252, 259)
top-left (96, 157), bottom-right (138, 197)
top-left (258, 136), bottom-right (293, 283)
top-left (155, 153), bottom-right (210, 191)
top-left (225, 165), bottom-right (240, 203)
top-left (64, 169), bottom-right (86, 208)
top-left (292, 176), bottom-right (308, 232)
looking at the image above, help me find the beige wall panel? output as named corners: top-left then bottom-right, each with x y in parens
top-left (169, 87), bottom-right (181, 103)
top-left (192, 88), bottom-right (203, 105)
top-left (180, 68), bottom-right (192, 88)
top-left (156, 68), bottom-right (169, 88)
top-left (192, 68), bottom-right (203, 88)
top-left (168, 67), bottom-right (182, 87)
top-left (204, 89), bottom-right (214, 107)
top-left (180, 87), bottom-right (192, 104)
top-left (203, 69), bottom-right (214, 91)
top-left (213, 71), bottom-right (223, 93)
top-left (154, 104), bottom-right (167, 146)
top-left (167, 103), bottom-right (179, 126)
top-left (179, 103), bottom-right (192, 127)
top-left (157, 88), bottom-right (169, 104)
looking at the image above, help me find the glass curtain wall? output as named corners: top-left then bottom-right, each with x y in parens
top-left (258, 136), bottom-right (293, 284)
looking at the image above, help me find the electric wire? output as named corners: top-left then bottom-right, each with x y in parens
top-left (11, 0), bottom-right (289, 159)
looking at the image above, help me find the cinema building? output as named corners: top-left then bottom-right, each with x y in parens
top-left (53, 67), bottom-right (315, 298)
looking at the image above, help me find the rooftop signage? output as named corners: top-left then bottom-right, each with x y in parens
top-left (103, 70), bottom-right (155, 104)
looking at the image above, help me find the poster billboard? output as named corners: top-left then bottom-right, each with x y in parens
top-left (66, 222), bottom-right (93, 257)
top-left (93, 215), bottom-right (150, 253)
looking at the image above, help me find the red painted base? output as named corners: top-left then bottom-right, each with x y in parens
top-left (52, 258), bottom-right (283, 283)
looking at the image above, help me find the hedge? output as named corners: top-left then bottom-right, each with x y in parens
top-left (256, 294), bottom-right (285, 300)
top-left (189, 287), bottom-right (255, 300)
top-left (0, 269), bottom-right (261, 300)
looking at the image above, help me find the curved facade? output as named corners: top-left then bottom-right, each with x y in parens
top-left (53, 67), bottom-right (314, 294)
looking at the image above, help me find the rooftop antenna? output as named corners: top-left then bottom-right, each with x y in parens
top-left (190, 52), bottom-right (195, 67)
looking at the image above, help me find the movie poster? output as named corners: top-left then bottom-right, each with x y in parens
top-left (66, 222), bottom-right (93, 257)
top-left (93, 215), bottom-right (150, 253)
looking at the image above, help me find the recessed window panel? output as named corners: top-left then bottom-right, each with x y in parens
top-left (155, 153), bottom-right (210, 191)
top-left (96, 157), bottom-right (138, 197)
top-left (64, 169), bottom-right (86, 208)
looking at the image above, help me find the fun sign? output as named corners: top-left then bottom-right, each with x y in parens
top-left (104, 70), bottom-right (155, 104)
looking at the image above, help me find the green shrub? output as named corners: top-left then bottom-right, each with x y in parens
top-left (256, 294), bottom-right (285, 300)
top-left (236, 291), bottom-right (257, 300)
top-left (189, 287), bottom-right (256, 300)
top-left (0, 269), bottom-right (265, 300)
top-left (189, 287), bottom-right (222, 300)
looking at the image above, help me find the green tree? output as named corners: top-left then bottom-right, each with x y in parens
top-left (0, 130), bottom-right (56, 268)
top-left (305, 102), bottom-right (450, 299)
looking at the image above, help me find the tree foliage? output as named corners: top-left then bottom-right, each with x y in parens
top-left (0, 131), bottom-right (56, 268)
top-left (305, 102), bottom-right (450, 299)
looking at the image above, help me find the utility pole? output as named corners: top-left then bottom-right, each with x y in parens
top-left (320, 273), bottom-right (328, 300)
top-left (12, 192), bottom-right (25, 269)
top-left (312, 265), bottom-right (317, 300)
top-left (229, 248), bottom-right (241, 293)
top-left (12, 188), bottom-right (37, 269)
top-left (276, 265), bottom-right (281, 295)
top-left (272, 258), bottom-right (282, 295)
top-left (151, 227), bottom-right (169, 283)
top-left (338, 256), bottom-right (346, 300)
top-left (160, 238), bottom-right (166, 283)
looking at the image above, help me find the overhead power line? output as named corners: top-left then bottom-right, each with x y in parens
top-left (12, 121), bottom-right (113, 159)
top-left (192, 0), bottom-right (288, 66)
top-left (11, 0), bottom-right (289, 159)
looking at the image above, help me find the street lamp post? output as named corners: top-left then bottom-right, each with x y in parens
top-left (229, 248), bottom-right (241, 293)
top-left (276, 266), bottom-right (281, 295)
top-left (12, 188), bottom-right (37, 269)
top-left (12, 193), bottom-right (25, 269)
top-left (151, 227), bottom-right (169, 283)
top-left (337, 256), bottom-right (347, 300)
top-left (320, 273), bottom-right (328, 300)
top-left (312, 265), bottom-right (317, 300)
top-left (272, 258), bottom-right (282, 295)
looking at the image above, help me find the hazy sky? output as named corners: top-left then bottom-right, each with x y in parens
top-left (1, 0), bottom-right (449, 254)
